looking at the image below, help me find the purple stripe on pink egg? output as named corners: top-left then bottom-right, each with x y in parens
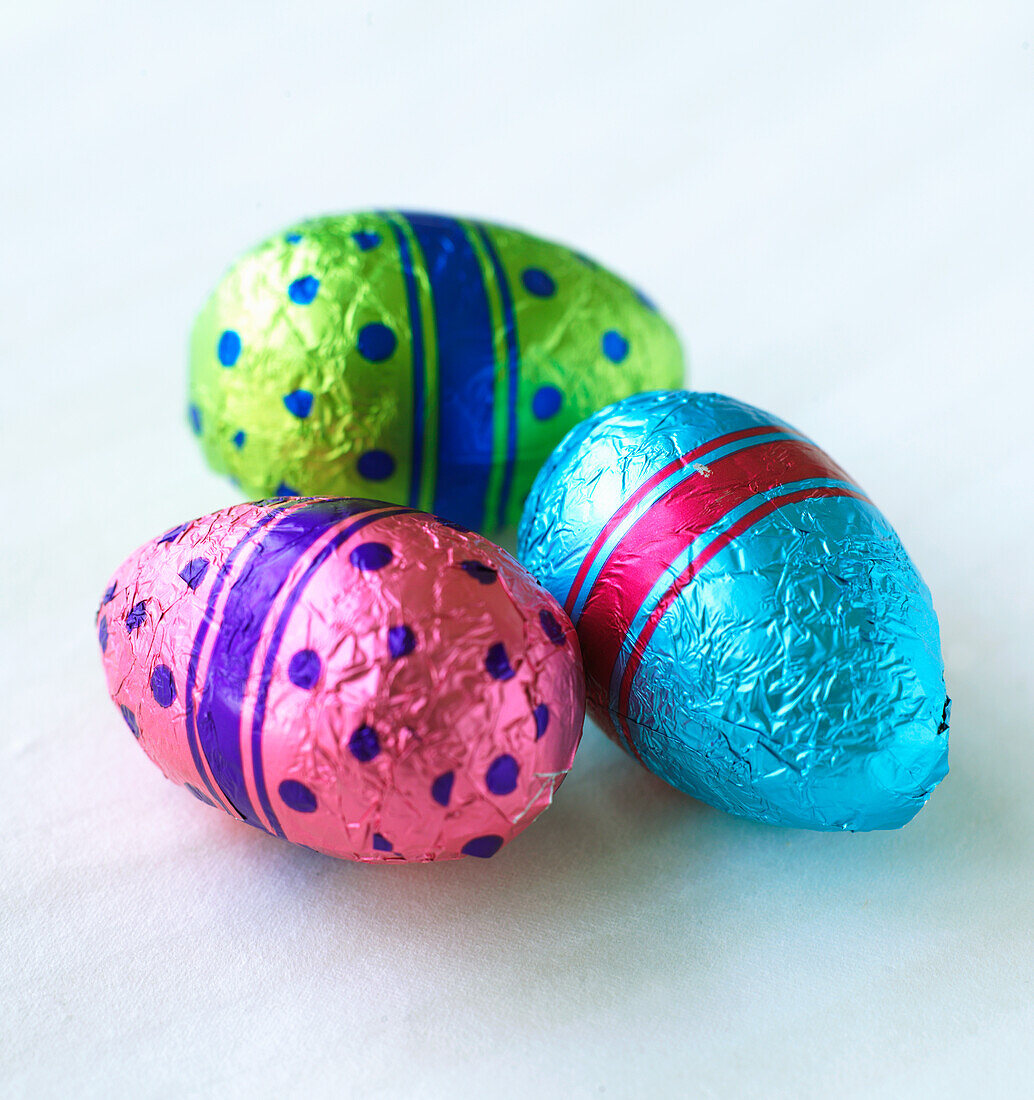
top-left (183, 502), bottom-right (300, 816)
top-left (197, 500), bottom-right (387, 830)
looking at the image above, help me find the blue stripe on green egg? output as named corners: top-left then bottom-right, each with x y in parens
top-left (187, 211), bottom-right (685, 530)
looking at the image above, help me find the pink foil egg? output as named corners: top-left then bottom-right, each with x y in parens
top-left (96, 498), bottom-right (585, 862)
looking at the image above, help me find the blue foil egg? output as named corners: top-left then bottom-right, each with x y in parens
top-left (517, 391), bottom-right (950, 830)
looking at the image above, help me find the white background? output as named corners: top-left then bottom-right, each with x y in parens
top-left (2, 1), bottom-right (1033, 1096)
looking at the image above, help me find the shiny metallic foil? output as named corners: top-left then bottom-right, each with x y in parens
top-left (188, 212), bottom-right (685, 532)
top-left (517, 391), bottom-right (949, 831)
top-left (97, 498), bottom-right (585, 862)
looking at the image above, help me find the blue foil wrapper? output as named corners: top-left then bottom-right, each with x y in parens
top-left (517, 391), bottom-right (949, 830)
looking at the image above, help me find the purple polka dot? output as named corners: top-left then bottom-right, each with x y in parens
top-left (179, 557), bottom-right (210, 592)
top-left (353, 230), bottom-right (381, 251)
top-left (533, 703), bottom-right (549, 740)
top-left (350, 542), bottom-right (392, 571)
top-left (357, 322), bottom-right (397, 363)
top-left (288, 275), bottom-right (319, 304)
top-left (349, 725), bottom-right (380, 762)
top-left (158, 522), bottom-right (190, 545)
top-left (602, 330), bottom-right (629, 363)
top-left (461, 560), bottom-right (497, 585)
top-left (532, 385), bottom-right (562, 420)
top-left (521, 267), bottom-right (556, 297)
top-left (217, 330), bottom-right (241, 366)
top-left (185, 783), bottom-right (215, 806)
top-left (102, 581), bottom-right (117, 605)
top-left (232, 430), bottom-right (246, 449)
top-left (486, 754), bottom-right (519, 795)
top-left (276, 482), bottom-right (299, 497)
top-left (462, 834), bottom-right (504, 859)
top-left (372, 832), bottom-right (393, 852)
top-left (278, 778), bottom-right (317, 812)
top-left (188, 404), bottom-right (202, 435)
top-left (540, 608), bottom-right (565, 646)
top-left (485, 642), bottom-right (515, 681)
top-left (283, 389), bottom-right (314, 418)
top-left (125, 601), bottom-right (147, 633)
top-left (288, 649), bottom-right (321, 689)
top-left (150, 664), bottom-right (176, 708)
top-left (388, 625), bottom-right (416, 659)
top-left (431, 771), bottom-right (454, 806)
top-left (98, 616), bottom-right (108, 652)
top-left (357, 450), bottom-right (396, 481)
top-left (120, 704), bottom-right (140, 738)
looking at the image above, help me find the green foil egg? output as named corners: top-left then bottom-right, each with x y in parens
top-left (188, 211), bottom-right (686, 530)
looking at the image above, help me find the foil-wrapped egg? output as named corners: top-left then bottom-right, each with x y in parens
top-left (96, 498), bottom-right (584, 861)
top-left (517, 391), bottom-right (949, 831)
top-left (188, 211), bottom-right (685, 531)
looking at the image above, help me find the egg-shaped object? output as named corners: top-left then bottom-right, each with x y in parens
top-left (517, 391), bottom-right (949, 831)
top-left (188, 212), bottom-right (685, 531)
top-left (96, 498), bottom-right (585, 861)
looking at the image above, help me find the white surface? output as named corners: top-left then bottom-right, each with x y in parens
top-left (2, 2), bottom-right (1033, 1096)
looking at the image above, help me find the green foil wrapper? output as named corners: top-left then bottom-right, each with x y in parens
top-left (189, 211), bottom-right (686, 530)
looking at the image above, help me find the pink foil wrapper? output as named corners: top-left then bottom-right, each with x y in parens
top-left (97, 498), bottom-right (585, 861)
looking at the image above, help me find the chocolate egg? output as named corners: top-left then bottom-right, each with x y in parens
top-left (517, 391), bottom-right (949, 831)
top-left (188, 212), bottom-right (685, 531)
top-left (97, 498), bottom-right (584, 861)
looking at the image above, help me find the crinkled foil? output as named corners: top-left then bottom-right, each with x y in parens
top-left (517, 391), bottom-right (950, 831)
top-left (188, 211), bottom-right (685, 532)
top-left (97, 498), bottom-right (585, 861)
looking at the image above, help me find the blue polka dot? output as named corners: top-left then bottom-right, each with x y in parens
top-left (388, 625), bottom-right (416, 659)
top-left (372, 832), bottom-right (393, 852)
top-left (188, 404), bottom-right (202, 435)
top-left (350, 542), bottom-right (392, 571)
top-left (185, 783), bottom-right (215, 806)
top-left (357, 450), bottom-right (396, 481)
top-left (460, 561), bottom-right (497, 585)
top-left (288, 649), bottom-right (321, 689)
top-left (486, 754), bottom-right (519, 795)
top-left (532, 385), bottom-right (562, 420)
top-left (540, 608), bottom-right (565, 646)
top-left (353, 230), bottom-right (381, 251)
top-left (276, 482), bottom-right (299, 497)
top-left (521, 267), bottom-right (556, 297)
top-left (150, 664), bottom-right (176, 708)
top-left (283, 389), bottom-right (314, 419)
top-left (125, 601), bottom-right (147, 633)
top-left (278, 778), bottom-right (317, 812)
top-left (178, 557), bottom-right (210, 592)
top-left (120, 704), bottom-right (140, 738)
top-left (485, 643), bottom-right (515, 681)
top-left (217, 330), bottom-right (241, 366)
top-left (98, 616), bottom-right (108, 653)
top-left (431, 771), bottom-right (454, 807)
top-left (602, 330), bottom-right (629, 363)
top-left (285, 232), bottom-right (303, 244)
top-left (533, 703), bottom-right (549, 740)
top-left (462, 835), bottom-right (504, 859)
top-left (349, 725), bottom-right (380, 762)
top-left (357, 322), bottom-right (397, 363)
top-left (232, 430), bottom-right (246, 449)
top-left (101, 581), bottom-right (117, 605)
top-left (158, 523), bottom-right (190, 545)
top-left (288, 275), bottom-right (320, 305)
